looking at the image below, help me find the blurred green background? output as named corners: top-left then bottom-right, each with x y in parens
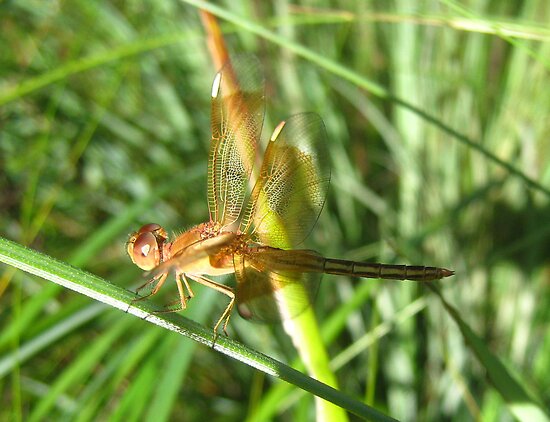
top-left (1, 1), bottom-right (550, 421)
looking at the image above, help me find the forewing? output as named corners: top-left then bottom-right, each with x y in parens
top-left (208, 55), bottom-right (265, 227)
top-left (150, 232), bottom-right (237, 279)
top-left (239, 112), bottom-right (330, 248)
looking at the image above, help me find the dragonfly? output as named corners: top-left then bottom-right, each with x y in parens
top-left (126, 55), bottom-right (453, 336)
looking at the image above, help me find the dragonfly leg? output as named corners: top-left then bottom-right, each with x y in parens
top-left (175, 275), bottom-right (188, 310)
top-left (133, 273), bottom-right (168, 302)
top-left (218, 298), bottom-right (234, 337)
top-left (128, 273), bottom-right (169, 319)
top-left (175, 273), bottom-right (196, 310)
top-left (187, 274), bottom-right (235, 339)
top-left (180, 273), bottom-right (195, 299)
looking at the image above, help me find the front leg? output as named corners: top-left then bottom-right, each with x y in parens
top-left (134, 272), bottom-right (168, 302)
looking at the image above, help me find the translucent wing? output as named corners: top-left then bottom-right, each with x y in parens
top-left (234, 248), bottom-right (321, 322)
top-left (149, 232), bottom-right (237, 279)
top-left (239, 112), bottom-right (330, 248)
top-left (208, 55), bottom-right (265, 227)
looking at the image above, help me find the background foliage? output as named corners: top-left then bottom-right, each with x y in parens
top-left (1, 1), bottom-right (550, 420)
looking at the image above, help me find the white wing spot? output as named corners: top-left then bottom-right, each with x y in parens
top-left (270, 120), bottom-right (286, 142)
top-left (212, 72), bottom-right (222, 98)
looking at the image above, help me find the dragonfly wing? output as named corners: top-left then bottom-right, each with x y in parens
top-left (208, 55), bottom-right (265, 227)
top-left (239, 112), bottom-right (330, 248)
top-left (150, 232), bottom-right (237, 278)
top-left (233, 249), bottom-right (321, 323)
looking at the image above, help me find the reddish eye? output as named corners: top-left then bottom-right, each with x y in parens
top-left (127, 224), bottom-right (168, 271)
top-left (138, 223), bottom-right (163, 235)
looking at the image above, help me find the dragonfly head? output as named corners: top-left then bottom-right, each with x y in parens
top-left (127, 223), bottom-right (168, 271)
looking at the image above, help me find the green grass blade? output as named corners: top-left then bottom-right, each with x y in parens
top-left (429, 285), bottom-right (550, 422)
top-left (0, 32), bottom-right (197, 107)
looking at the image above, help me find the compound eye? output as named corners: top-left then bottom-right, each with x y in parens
top-left (128, 232), bottom-right (161, 270)
top-left (138, 223), bottom-right (163, 235)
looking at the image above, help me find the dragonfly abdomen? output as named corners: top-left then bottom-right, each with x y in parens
top-left (322, 258), bottom-right (453, 281)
